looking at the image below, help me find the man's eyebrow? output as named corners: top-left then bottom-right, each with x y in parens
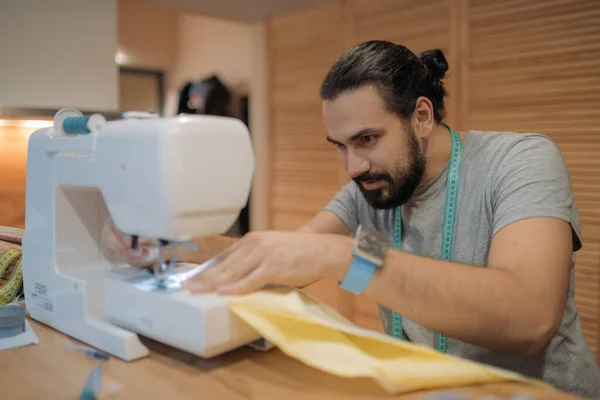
top-left (326, 136), bottom-right (342, 145)
top-left (326, 127), bottom-right (385, 145)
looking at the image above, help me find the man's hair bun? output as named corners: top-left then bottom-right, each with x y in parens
top-left (419, 49), bottom-right (448, 82)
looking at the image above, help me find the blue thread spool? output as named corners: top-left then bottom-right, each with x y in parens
top-left (61, 114), bottom-right (106, 135)
top-left (63, 116), bottom-right (92, 134)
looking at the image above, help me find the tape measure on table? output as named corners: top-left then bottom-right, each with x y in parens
top-left (390, 124), bottom-right (462, 353)
top-left (0, 248), bottom-right (24, 305)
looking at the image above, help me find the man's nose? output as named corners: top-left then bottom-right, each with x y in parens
top-left (346, 150), bottom-right (370, 179)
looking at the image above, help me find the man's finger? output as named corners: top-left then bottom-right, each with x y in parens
top-left (101, 223), bottom-right (158, 268)
top-left (209, 248), bottom-right (261, 287)
top-left (198, 238), bottom-right (248, 281)
top-left (194, 245), bottom-right (259, 292)
top-left (107, 217), bottom-right (154, 249)
top-left (216, 265), bottom-right (268, 295)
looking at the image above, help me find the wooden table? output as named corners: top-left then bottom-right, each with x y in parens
top-left (2, 318), bottom-right (581, 400)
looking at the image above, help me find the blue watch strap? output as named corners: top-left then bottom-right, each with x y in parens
top-left (338, 254), bottom-right (377, 295)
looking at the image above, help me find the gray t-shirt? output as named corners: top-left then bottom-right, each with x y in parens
top-left (324, 130), bottom-right (600, 398)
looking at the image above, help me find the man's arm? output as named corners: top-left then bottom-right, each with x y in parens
top-left (297, 210), bottom-right (354, 235)
top-left (332, 216), bottom-right (572, 357)
top-left (182, 210), bottom-right (352, 264)
top-left (182, 180), bottom-right (359, 263)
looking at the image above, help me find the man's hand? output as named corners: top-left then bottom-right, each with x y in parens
top-left (184, 231), bottom-right (353, 294)
top-left (100, 217), bottom-right (158, 267)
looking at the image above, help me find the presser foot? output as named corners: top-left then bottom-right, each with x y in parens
top-left (147, 239), bottom-right (198, 292)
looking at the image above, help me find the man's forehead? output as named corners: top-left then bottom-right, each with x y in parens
top-left (323, 85), bottom-right (384, 114)
top-left (322, 86), bottom-right (390, 141)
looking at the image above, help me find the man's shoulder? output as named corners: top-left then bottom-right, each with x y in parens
top-left (463, 130), bottom-right (562, 170)
top-left (464, 129), bottom-right (558, 152)
top-left (464, 129), bottom-right (580, 249)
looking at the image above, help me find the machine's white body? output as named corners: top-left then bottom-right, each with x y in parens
top-left (22, 112), bottom-right (264, 361)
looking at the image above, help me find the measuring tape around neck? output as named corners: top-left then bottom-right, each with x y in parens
top-left (391, 124), bottom-right (462, 353)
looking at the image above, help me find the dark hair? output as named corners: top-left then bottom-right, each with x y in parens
top-left (319, 40), bottom-right (449, 123)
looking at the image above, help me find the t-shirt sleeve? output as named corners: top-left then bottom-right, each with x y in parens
top-left (491, 134), bottom-right (582, 251)
top-left (323, 181), bottom-right (360, 233)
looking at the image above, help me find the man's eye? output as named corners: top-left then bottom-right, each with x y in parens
top-left (361, 135), bottom-right (375, 144)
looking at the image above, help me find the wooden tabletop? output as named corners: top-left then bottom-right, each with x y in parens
top-left (2, 318), bottom-right (581, 400)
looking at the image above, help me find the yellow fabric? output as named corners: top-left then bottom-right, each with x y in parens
top-left (226, 287), bottom-right (549, 394)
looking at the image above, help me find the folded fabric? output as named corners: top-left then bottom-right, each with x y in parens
top-left (226, 287), bottom-right (549, 394)
top-left (0, 226), bottom-right (23, 252)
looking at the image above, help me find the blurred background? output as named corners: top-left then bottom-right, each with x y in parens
top-left (0, 0), bottom-right (598, 363)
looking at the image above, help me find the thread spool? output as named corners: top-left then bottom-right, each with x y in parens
top-left (63, 116), bottom-right (92, 134)
top-left (0, 305), bottom-right (25, 338)
top-left (63, 114), bottom-right (106, 135)
top-left (53, 108), bottom-right (107, 136)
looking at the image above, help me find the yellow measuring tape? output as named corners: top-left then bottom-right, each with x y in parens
top-left (0, 248), bottom-right (24, 305)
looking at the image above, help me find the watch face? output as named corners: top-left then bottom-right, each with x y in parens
top-left (355, 226), bottom-right (390, 265)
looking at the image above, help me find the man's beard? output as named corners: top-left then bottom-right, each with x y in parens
top-left (353, 129), bottom-right (426, 209)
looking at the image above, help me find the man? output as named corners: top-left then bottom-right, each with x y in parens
top-left (102, 40), bottom-right (600, 397)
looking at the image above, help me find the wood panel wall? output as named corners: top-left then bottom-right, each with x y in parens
top-left (267, 0), bottom-right (600, 357)
top-left (467, 0), bottom-right (600, 359)
top-left (267, 2), bottom-right (345, 231)
top-left (0, 125), bottom-right (34, 229)
top-left (266, 2), bottom-right (356, 318)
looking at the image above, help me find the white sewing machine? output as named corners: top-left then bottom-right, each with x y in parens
top-left (21, 108), bottom-right (266, 361)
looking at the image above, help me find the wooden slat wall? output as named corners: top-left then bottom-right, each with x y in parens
top-left (267, 0), bottom-right (600, 359)
top-left (0, 126), bottom-right (32, 229)
top-left (266, 2), bottom-right (355, 316)
top-left (267, 2), bottom-right (346, 231)
top-left (467, 0), bottom-right (600, 357)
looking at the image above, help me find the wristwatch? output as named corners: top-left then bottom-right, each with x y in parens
top-left (338, 225), bottom-right (391, 295)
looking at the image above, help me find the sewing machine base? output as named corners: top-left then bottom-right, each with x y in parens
top-left (106, 270), bottom-right (264, 359)
top-left (25, 262), bottom-right (269, 362)
top-left (24, 263), bottom-right (151, 361)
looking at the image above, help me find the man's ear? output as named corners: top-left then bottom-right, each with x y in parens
top-left (412, 96), bottom-right (436, 140)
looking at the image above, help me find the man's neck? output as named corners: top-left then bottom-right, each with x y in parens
top-left (420, 124), bottom-right (453, 187)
